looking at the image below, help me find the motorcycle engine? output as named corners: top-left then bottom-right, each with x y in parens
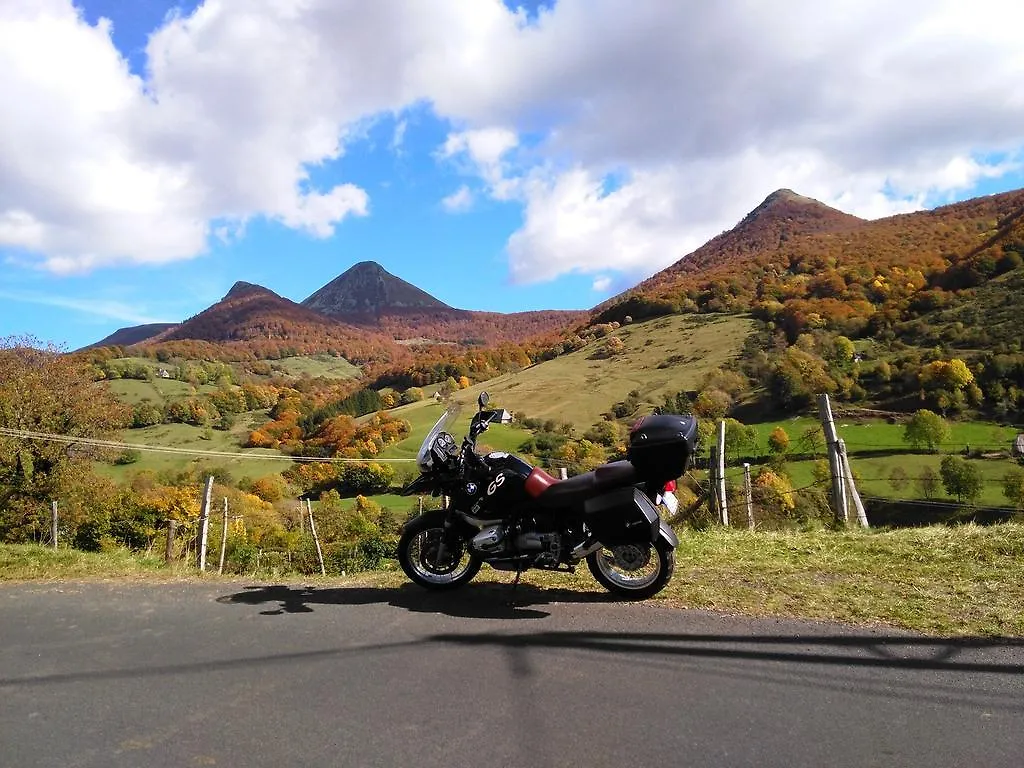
top-left (471, 525), bottom-right (505, 554)
top-left (470, 525), bottom-right (561, 566)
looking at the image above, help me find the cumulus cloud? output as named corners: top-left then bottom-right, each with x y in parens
top-left (441, 185), bottom-right (474, 213)
top-left (485, 0), bottom-right (1024, 282)
top-left (440, 127), bottom-right (520, 199)
top-left (2, 0), bottom-right (1024, 281)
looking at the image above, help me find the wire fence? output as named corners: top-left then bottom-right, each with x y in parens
top-left (3, 425), bottom-right (1021, 544)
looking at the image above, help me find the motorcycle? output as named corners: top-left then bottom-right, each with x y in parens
top-left (397, 393), bottom-right (698, 599)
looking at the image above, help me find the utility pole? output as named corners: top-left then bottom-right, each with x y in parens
top-left (198, 475), bottom-right (214, 571)
top-left (817, 394), bottom-right (848, 525)
top-left (717, 419), bottom-right (729, 526)
top-left (743, 463), bottom-right (755, 530)
top-left (307, 499), bottom-right (326, 576)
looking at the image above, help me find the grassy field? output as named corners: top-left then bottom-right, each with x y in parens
top-left (104, 377), bottom-right (219, 405)
top-left (447, 313), bottom-right (754, 428)
top-left (5, 524), bottom-right (1023, 635)
top-left (270, 355), bottom-right (361, 379)
top-left (728, 416), bottom-right (1022, 508)
top-left (95, 413), bottom-right (292, 480)
top-left (748, 416), bottom-right (1018, 454)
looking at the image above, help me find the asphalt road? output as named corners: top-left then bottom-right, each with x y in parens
top-left (1, 579), bottom-right (1022, 768)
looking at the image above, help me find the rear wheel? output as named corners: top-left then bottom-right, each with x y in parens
top-left (398, 518), bottom-right (481, 590)
top-left (586, 541), bottom-right (674, 600)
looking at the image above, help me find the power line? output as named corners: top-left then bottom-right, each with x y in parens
top-left (0, 427), bottom-right (417, 463)
top-left (860, 495), bottom-right (1019, 512)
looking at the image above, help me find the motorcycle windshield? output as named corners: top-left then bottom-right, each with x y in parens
top-left (416, 407), bottom-right (455, 472)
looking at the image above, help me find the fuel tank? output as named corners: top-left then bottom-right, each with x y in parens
top-left (470, 451), bottom-right (535, 514)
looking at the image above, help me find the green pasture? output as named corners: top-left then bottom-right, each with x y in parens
top-left (743, 416), bottom-right (1018, 456)
top-left (716, 417), bottom-right (1022, 508)
top-left (95, 413), bottom-right (291, 480)
top-left (270, 355), bottom-right (361, 380)
top-left (104, 377), bottom-right (218, 405)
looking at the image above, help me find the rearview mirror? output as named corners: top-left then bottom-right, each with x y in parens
top-left (478, 392), bottom-right (490, 410)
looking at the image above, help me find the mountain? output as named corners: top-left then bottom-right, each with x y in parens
top-left (152, 281), bottom-right (405, 364)
top-left (606, 189), bottom-right (863, 306)
top-left (84, 323), bottom-right (178, 349)
top-left (596, 186), bottom-right (1024, 329)
top-left (302, 261), bottom-right (584, 345)
top-left (302, 261), bottom-right (452, 316)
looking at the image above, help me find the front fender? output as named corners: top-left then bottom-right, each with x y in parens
top-left (400, 508), bottom-right (478, 540)
top-left (401, 473), bottom-right (435, 496)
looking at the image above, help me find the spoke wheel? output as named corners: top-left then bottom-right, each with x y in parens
top-left (398, 521), bottom-right (480, 590)
top-left (587, 541), bottom-right (674, 600)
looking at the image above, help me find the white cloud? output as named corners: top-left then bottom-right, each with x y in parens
top-left (0, 289), bottom-right (173, 325)
top-left (391, 119), bottom-right (408, 152)
top-left (441, 185), bottom-right (474, 213)
top-left (440, 127), bottom-right (520, 199)
top-left (1, 0), bottom-right (1023, 282)
top-left (592, 276), bottom-right (612, 292)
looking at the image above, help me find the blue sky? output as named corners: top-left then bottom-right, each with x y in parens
top-left (1, 0), bottom-right (1023, 350)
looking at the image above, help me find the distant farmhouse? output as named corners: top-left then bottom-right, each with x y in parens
top-left (1015, 433), bottom-right (1024, 458)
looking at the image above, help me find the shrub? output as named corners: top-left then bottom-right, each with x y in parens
top-left (113, 449), bottom-right (142, 466)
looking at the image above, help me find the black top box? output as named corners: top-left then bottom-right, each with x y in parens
top-left (627, 414), bottom-right (698, 484)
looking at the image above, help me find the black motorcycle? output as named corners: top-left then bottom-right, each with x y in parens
top-left (398, 393), bottom-right (697, 599)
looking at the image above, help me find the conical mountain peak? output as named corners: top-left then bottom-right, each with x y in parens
top-left (301, 261), bottom-right (451, 317)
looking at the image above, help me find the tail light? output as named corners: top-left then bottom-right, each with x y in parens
top-left (663, 480), bottom-right (677, 493)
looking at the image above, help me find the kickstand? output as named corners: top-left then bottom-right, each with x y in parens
top-left (505, 565), bottom-right (522, 607)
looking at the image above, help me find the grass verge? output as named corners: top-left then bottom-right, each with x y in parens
top-left (0, 544), bottom-right (186, 582)
top-left (4, 525), bottom-right (1022, 636)
top-left (662, 524), bottom-right (1024, 636)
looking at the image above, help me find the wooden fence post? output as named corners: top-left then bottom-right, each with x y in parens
top-left (51, 500), bottom-right (58, 549)
top-left (717, 420), bottom-right (729, 526)
top-left (165, 519), bottom-right (177, 563)
top-left (838, 439), bottom-right (870, 528)
top-left (559, 467), bottom-right (568, 480)
top-left (817, 394), bottom-right (849, 525)
top-left (708, 446), bottom-right (719, 520)
top-left (218, 497), bottom-right (229, 574)
top-left (743, 463), bottom-right (755, 530)
top-left (307, 498), bottom-right (326, 576)
top-left (198, 475), bottom-right (213, 571)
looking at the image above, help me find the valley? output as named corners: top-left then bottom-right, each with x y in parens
top-left (4, 185), bottom-right (1024, 585)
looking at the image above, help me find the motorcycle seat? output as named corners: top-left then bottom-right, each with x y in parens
top-left (528, 460), bottom-right (640, 509)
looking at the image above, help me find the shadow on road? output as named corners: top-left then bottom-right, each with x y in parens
top-left (216, 582), bottom-right (609, 620)
top-left (429, 630), bottom-right (1024, 676)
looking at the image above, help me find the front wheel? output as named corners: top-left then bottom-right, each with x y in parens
top-left (398, 517), bottom-right (481, 590)
top-left (586, 541), bottom-right (674, 600)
